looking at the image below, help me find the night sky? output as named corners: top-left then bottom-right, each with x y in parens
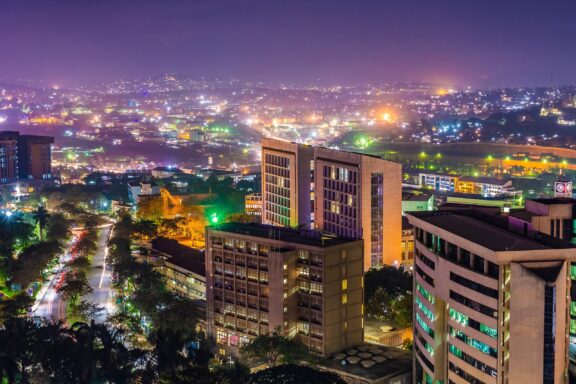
top-left (1, 0), bottom-right (576, 87)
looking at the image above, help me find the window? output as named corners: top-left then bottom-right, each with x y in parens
top-left (449, 327), bottom-right (497, 357)
top-left (450, 291), bottom-right (497, 319)
top-left (449, 307), bottom-right (497, 339)
top-left (417, 283), bottom-right (435, 304)
top-left (450, 272), bottom-right (498, 299)
top-left (416, 313), bottom-right (434, 337)
top-left (216, 330), bottom-right (227, 345)
top-left (449, 344), bottom-right (497, 378)
top-left (342, 294), bottom-right (347, 304)
top-left (342, 279), bottom-right (347, 290)
top-left (416, 297), bottom-right (435, 321)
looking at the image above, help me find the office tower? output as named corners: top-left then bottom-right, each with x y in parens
top-left (17, 135), bottom-right (54, 181)
top-left (0, 131), bottom-right (19, 184)
top-left (261, 139), bottom-right (314, 228)
top-left (408, 208), bottom-right (576, 384)
top-left (205, 222), bottom-right (364, 357)
top-left (261, 138), bottom-right (402, 270)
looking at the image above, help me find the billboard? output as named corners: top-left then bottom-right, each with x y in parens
top-left (554, 181), bottom-right (573, 197)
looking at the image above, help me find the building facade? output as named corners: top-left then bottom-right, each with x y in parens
top-left (17, 135), bottom-right (54, 181)
top-left (152, 237), bottom-right (206, 302)
top-left (261, 138), bottom-right (402, 270)
top-left (205, 223), bottom-right (364, 358)
top-left (408, 208), bottom-right (576, 384)
top-left (244, 192), bottom-right (263, 218)
top-left (0, 131), bottom-right (19, 184)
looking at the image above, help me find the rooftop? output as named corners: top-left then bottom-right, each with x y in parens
top-left (319, 344), bottom-right (412, 382)
top-left (402, 193), bottom-right (432, 202)
top-left (151, 237), bottom-right (205, 276)
top-left (509, 210), bottom-right (538, 221)
top-left (408, 210), bottom-right (576, 251)
top-left (208, 222), bottom-right (358, 248)
top-left (530, 197), bottom-right (576, 205)
top-left (458, 176), bottom-right (511, 185)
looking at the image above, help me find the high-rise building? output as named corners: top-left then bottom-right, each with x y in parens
top-left (408, 207), bottom-right (576, 384)
top-left (17, 135), bottom-right (54, 181)
top-left (205, 222), bottom-right (364, 357)
top-left (0, 131), bottom-right (19, 184)
top-left (261, 139), bottom-right (314, 228)
top-left (261, 138), bottom-right (402, 270)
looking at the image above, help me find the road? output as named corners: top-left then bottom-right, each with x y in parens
top-left (83, 224), bottom-right (116, 322)
top-left (32, 224), bottom-right (116, 323)
top-left (31, 238), bottom-right (75, 321)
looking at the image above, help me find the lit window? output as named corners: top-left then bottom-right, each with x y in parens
top-left (342, 279), bottom-right (347, 290)
top-left (342, 294), bottom-right (347, 304)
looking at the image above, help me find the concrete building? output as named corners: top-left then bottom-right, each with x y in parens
top-left (205, 222), bottom-right (364, 358)
top-left (244, 192), bottom-right (263, 218)
top-left (419, 173), bottom-right (458, 193)
top-left (261, 139), bottom-right (314, 228)
top-left (261, 138), bottom-right (402, 270)
top-left (0, 131), bottom-right (19, 184)
top-left (402, 192), bottom-right (434, 215)
top-left (16, 134), bottom-right (54, 181)
top-left (509, 198), bottom-right (576, 242)
top-left (407, 207), bottom-right (576, 384)
top-left (152, 237), bottom-right (206, 302)
top-left (457, 176), bottom-right (515, 197)
top-left (401, 217), bottom-right (414, 269)
top-left (127, 181), bottom-right (161, 203)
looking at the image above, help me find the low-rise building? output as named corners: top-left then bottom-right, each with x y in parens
top-left (418, 173), bottom-right (458, 193)
top-left (456, 176), bottom-right (515, 197)
top-left (152, 237), bottom-right (206, 302)
top-left (128, 181), bottom-right (161, 203)
top-left (402, 192), bottom-right (434, 214)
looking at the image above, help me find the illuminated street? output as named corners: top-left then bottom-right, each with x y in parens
top-left (32, 225), bottom-right (115, 323)
top-left (83, 224), bottom-right (115, 323)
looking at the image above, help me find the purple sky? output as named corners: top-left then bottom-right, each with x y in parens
top-left (1, 0), bottom-right (575, 87)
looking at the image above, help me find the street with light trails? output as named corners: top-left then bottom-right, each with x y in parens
top-left (32, 224), bottom-right (116, 323)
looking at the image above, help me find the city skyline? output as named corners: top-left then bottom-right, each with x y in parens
top-left (2, 0), bottom-right (576, 88)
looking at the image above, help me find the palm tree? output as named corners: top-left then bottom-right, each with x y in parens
top-left (32, 205), bottom-right (50, 241)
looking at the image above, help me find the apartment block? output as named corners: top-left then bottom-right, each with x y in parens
top-left (408, 207), bottom-right (576, 384)
top-left (205, 222), bottom-right (364, 357)
top-left (261, 138), bottom-right (402, 270)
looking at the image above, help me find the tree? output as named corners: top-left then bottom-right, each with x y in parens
top-left (365, 287), bottom-right (394, 321)
top-left (133, 219), bottom-right (158, 241)
top-left (391, 292), bottom-right (413, 328)
top-left (75, 300), bottom-right (104, 321)
top-left (32, 205), bottom-right (50, 241)
top-left (67, 257), bottom-right (91, 273)
top-left (57, 271), bottom-right (92, 306)
top-left (241, 330), bottom-right (309, 367)
top-left (0, 317), bottom-right (41, 383)
top-left (46, 213), bottom-right (70, 241)
top-left (10, 241), bottom-right (63, 289)
top-left (226, 213), bottom-right (256, 223)
top-left (75, 235), bottom-right (97, 258)
top-left (248, 364), bottom-right (346, 384)
top-left (364, 265), bottom-right (412, 300)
